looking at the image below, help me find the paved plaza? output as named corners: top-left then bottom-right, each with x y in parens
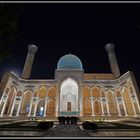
top-left (0, 118), bottom-right (140, 137)
top-left (0, 123), bottom-right (140, 138)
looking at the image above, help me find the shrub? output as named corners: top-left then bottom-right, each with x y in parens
top-left (71, 117), bottom-right (79, 124)
top-left (66, 117), bottom-right (71, 124)
top-left (82, 121), bottom-right (98, 130)
top-left (37, 121), bottom-right (54, 129)
top-left (58, 116), bottom-right (66, 124)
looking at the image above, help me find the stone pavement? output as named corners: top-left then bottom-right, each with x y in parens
top-left (88, 129), bottom-right (140, 137)
top-left (0, 124), bottom-right (91, 137)
top-left (0, 124), bottom-right (140, 137)
top-left (38, 124), bottom-right (91, 137)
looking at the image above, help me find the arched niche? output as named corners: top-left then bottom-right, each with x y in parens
top-left (20, 90), bottom-right (32, 115)
top-left (38, 86), bottom-right (47, 99)
top-left (36, 99), bottom-right (45, 116)
top-left (129, 86), bottom-right (140, 115)
top-left (106, 90), bottom-right (118, 115)
top-left (83, 86), bottom-right (90, 97)
top-left (48, 86), bottom-right (57, 97)
top-left (83, 98), bottom-right (92, 116)
top-left (60, 78), bottom-right (78, 114)
top-left (3, 87), bottom-right (16, 115)
top-left (46, 99), bottom-right (55, 116)
top-left (92, 87), bottom-right (100, 97)
top-left (93, 99), bottom-right (102, 115)
top-left (122, 87), bottom-right (134, 115)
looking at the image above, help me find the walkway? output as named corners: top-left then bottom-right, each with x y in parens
top-left (0, 123), bottom-right (140, 137)
top-left (38, 124), bottom-right (91, 137)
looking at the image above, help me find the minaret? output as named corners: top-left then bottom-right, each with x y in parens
top-left (105, 43), bottom-right (121, 78)
top-left (21, 44), bottom-right (38, 79)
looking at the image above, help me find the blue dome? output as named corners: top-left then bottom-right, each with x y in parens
top-left (57, 54), bottom-right (83, 70)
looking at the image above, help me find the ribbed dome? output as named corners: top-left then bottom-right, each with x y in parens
top-left (57, 54), bottom-right (83, 70)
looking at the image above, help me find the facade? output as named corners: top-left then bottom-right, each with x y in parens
top-left (0, 43), bottom-right (140, 119)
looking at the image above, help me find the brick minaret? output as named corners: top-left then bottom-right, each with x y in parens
top-left (22, 44), bottom-right (38, 79)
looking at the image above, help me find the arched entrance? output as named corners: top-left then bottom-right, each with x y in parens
top-left (60, 78), bottom-right (79, 116)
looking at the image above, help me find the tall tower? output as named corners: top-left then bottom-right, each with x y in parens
top-left (22, 44), bottom-right (38, 79)
top-left (105, 43), bottom-right (121, 78)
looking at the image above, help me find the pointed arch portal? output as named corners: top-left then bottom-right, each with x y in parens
top-left (60, 78), bottom-right (79, 116)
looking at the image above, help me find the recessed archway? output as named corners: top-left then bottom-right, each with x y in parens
top-left (83, 98), bottom-right (92, 116)
top-left (3, 87), bottom-right (16, 115)
top-left (46, 99), bottom-right (55, 116)
top-left (20, 90), bottom-right (32, 115)
top-left (93, 99), bottom-right (102, 115)
top-left (106, 90), bottom-right (118, 115)
top-left (60, 78), bottom-right (78, 116)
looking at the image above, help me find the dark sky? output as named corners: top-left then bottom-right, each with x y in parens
top-left (0, 3), bottom-right (140, 88)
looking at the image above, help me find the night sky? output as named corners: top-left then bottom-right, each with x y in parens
top-left (0, 3), bottom-right (140, 88)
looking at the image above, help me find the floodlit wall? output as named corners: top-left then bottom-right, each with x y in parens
top-left (0, 71), bottom-right (140, 118)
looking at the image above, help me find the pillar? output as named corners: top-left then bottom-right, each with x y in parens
top-left (44, 97), bottom-right (48, 117)
top-left (105, 43), bottom-right (120, 78)
top-left (90, 89), bottom-right (94, 116)
top-left (33, 99), bottom-right (38, 117)
top-left (101, 98), bottom-right (104, 116)
top-left (22, 44), bottom-right (38, 79)
top-left (9, 99), bottom-right (16, 116)
top-left (0, 95), bottom-right (8, 117)
top-left (28, 99), bottom-right (33, 117)
top-left (16, 99), bottom-right (22, 117)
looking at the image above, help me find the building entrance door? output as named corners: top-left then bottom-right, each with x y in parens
top-left (67, 102), bottom-right (71, 112)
